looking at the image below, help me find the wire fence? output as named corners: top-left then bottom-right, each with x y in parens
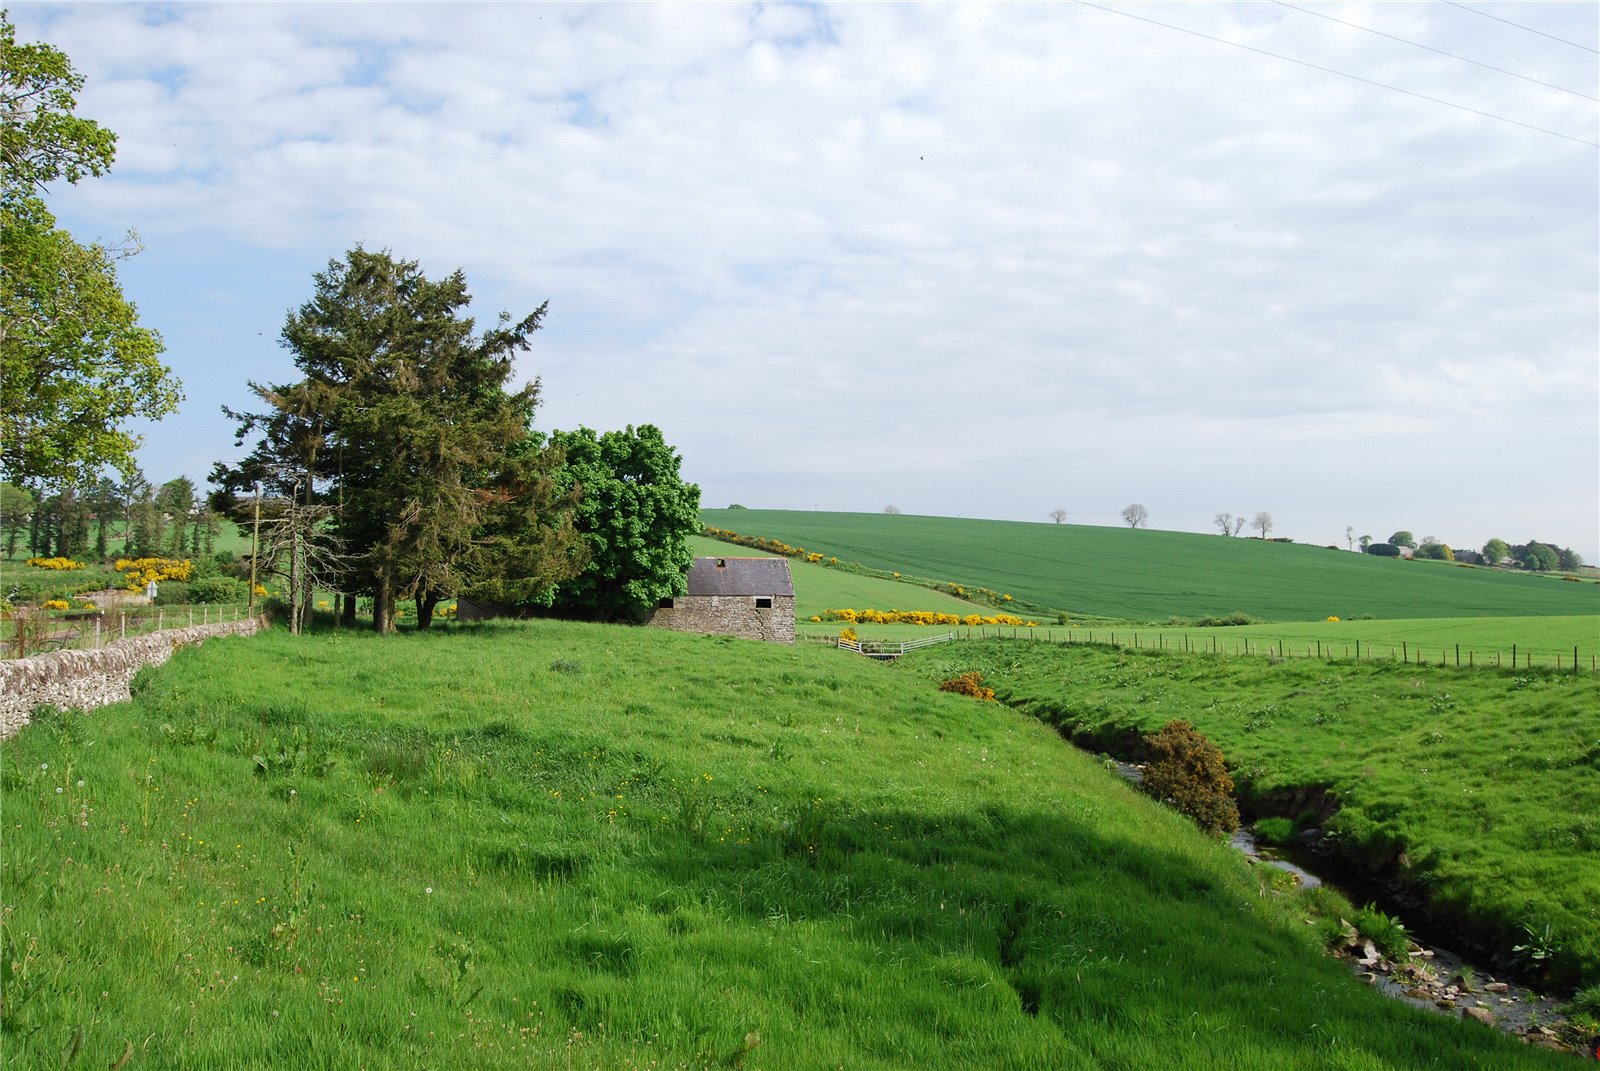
top-left (807, 624), bottom-right (1597, 674)
top-left (2, 604), bottom-right (255, 659)
top-left (976, 626), bottom-right (1597, 673)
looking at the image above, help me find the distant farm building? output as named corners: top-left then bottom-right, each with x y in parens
top-left (648, 556), bottom-right (796, 643)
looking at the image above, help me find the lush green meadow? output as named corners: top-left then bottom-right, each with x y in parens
top-left (700, 510), bottom-right (1600, 623)
top-left (2, 621), bottom-right (1575, 1069)
top-left (904, 640), bottom-right (1600, 988)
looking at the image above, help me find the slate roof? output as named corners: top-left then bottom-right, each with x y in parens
top-left (684, 556), bottom-right (795, 597)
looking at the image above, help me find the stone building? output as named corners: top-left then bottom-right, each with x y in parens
top-left (648, 556), bottom-right (796, 643)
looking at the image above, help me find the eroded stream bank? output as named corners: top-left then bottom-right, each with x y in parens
top-left (1108, 757), bottom-right (1589, 1057)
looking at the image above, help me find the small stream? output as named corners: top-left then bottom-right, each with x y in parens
top-left (1111, 760), bottom-right (1583, 1054)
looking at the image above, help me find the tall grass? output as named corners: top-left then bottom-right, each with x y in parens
top-left (0, 621), bottom-right (1574, 1068)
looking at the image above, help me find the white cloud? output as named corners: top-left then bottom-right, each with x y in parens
top-left (13, 0), bottom-right (1597, 557)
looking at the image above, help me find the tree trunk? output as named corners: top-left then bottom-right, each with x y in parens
top-left (341, 593), bottom-right (357, 628)
top-left (416, 590), bottom-right (439, 631)
top-left (373, 573), bottom-right (395, 634)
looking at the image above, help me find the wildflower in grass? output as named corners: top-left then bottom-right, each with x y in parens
top-left (1326, 615), bottom-right (1340, 622)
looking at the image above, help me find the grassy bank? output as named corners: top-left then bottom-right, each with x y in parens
top-left (1, 621), bottom-right (1577, 1068)
top-left (903, 640), bottom-right (1600, 988)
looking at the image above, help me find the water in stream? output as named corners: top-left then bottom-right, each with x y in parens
top-left (1110, 759), bottom-right (1583, 1052)
top-left (1232, 823), bottom-right (1577, 1050)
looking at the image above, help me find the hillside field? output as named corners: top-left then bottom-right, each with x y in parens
top-left (700, 509), bottom-right (1600, 623)
top-left (1, 621), bottom-right (1578, 1069)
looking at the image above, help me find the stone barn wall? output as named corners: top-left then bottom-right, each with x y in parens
top-left (0, 617), bottom-right (265, 739)
top-left (648, 594), bottom-right (796, 644)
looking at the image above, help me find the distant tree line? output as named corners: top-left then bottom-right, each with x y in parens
top-left (1, 473), bottom-right (219, 561)
top-left (1359, 530), bottom-right (1583, 571)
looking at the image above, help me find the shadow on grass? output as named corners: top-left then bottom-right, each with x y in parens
top-left (631, 799), bottom-right (1568, 1069)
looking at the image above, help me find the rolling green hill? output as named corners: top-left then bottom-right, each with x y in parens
top-left (701, 510), bottom-right (1600, 623)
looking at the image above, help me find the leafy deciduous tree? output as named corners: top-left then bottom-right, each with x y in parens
top-left (1387, 531), bottom-right (1416, 549)
top-left (0, 14), bottom-right (179, 491)
top-left (546, 424), bottom-right (701, 622)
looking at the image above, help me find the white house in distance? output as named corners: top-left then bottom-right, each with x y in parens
top-left (648, 556), bottom-right (796, 643)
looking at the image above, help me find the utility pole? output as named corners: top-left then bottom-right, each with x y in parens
top-left (248, 482), bottom-right (261, 616)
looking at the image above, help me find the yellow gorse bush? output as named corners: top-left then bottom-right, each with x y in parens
top-left (115, 557), bottom-right (192, 590)
top-left (43, 599), bottom-right (70, 611)
top-left (821, 608), bottom-right (1035, 628)
top-left (26, 557), bottom-right (84, 571)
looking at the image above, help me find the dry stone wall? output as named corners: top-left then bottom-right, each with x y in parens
top-left (0, 618), bottom-right (264, 739)
top-left (648, 595), bottom-right (796, 643)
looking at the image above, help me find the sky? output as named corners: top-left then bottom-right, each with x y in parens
top-left (13, 2), bottom-right (1599, 560)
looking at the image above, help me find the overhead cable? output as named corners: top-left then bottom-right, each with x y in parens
top-left (1074, 0), bottom-right (1599, 149)
top-left (1439, 1), bottom-right (1599, 55)
top-left (1274, 1), bottom-right (1596, 102)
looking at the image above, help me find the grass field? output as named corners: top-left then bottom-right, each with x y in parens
top-left (701, 509), bottom-right (1600, 623)
top-left (1, 620), bottom-right (1578, 1069)
top-left (901, 640), bottom-right (1600, 988)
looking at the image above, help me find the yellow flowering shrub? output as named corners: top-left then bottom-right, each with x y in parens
top-left (43, 599), bottom-right (70, 611)
top-left (938, 671), bottom-right (995, 701)
top-left (820, 608), bottom-right (1033, 628)
top-left (26, 557), bottom-right (84, 571)
top-left (115, 557), bottom-right (192, 590)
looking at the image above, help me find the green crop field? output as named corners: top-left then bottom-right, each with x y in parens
top-left (903, 640), bottom-right (1600, 989)
top-left (700, 509), bottom-right (1600, 623)
top-left (2, 621), bottom-right (1578, 1069)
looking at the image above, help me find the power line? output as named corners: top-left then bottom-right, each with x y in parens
top-left (1074, 0), bottom-right (1599, 149)
top-left (1439, 0), bottom-right (1599, 55)
top-left (1274, 1), bottom-right (1597, 102)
